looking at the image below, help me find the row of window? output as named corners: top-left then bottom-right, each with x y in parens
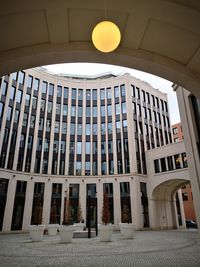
top-left (132, 85), bottom-right (168, 112)
top-left (154, 152), bottom-right (188, 173)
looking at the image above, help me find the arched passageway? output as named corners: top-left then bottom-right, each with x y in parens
top-left (149, 179), bottom-right (191, 230)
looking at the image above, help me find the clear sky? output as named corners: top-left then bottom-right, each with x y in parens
top-left (44, 63), bottom-right (180, 125)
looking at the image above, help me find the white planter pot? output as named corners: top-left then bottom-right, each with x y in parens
top-left (29, 225), bottom-right (45, 242)
top-left (98, 224), bottom-right (113, 242)
top-left (73, 223), bottom-right (85, 231)
top-left (59, 225), bottom-right (74, 243)
top-left (48, 224), bottom-right (59, 236)
top-left (119, 223), bottom-right (135, 239)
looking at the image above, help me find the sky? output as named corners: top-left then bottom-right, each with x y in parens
top-left (44, 63), bottom-right (180, 125)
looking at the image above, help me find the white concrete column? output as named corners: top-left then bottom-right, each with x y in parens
top-left (113, 179), bottom-right (121, 228)
top-left (22, 178), bottom-right (34, 230)
top-left (42, 180), bottom-right (52, 226)
top-left (148, 198), bottom-right (158, 229)
top-left (2, 178), bottom-right (16, 231)
top-left (178, 188), bottom-right (186, 228)
top-left (96, 180), bottom-right (103, 224)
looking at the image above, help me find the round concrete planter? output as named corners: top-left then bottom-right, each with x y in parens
top-left (119, 223), bottom-right (135, 239)
top-left (29, 225), bottom-right (45, 242)
top-left (59, 225), bottom-right (74, 243)
top-left (98, 224), bottom-right (113, 242)
top-left (47, 224), bottom-right (59, 236)
top-left (73, 223), bottom-right (85, 231)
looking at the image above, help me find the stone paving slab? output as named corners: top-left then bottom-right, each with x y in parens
top-left (0, 230), bottom-right (200, 267)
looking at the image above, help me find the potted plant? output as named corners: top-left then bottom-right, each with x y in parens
top-left (48, 199), bottom-right (59, 236)
top-left (98, 192), bottom-right (113, 242)
top-left (59, 192), bottom-right (74, 243)
top-left (29, 198), bottom-right (45, 242)
top-left (119, 205), bottom-right (135, 239)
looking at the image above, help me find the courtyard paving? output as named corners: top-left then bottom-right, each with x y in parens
top-left (0, 229), bottom-right (200, 266)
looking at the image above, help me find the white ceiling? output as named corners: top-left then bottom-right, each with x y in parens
top-left (0, 0), bottom-right (200, 96)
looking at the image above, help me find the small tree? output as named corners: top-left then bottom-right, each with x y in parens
top-left (32, 198), bottom-right (43, 225)
top-left (62, 194), bottom-right (72, 226)
top-left (50, 199), bottom-right (57, 224)
top-left (102, 192), bottom-right (111, 225)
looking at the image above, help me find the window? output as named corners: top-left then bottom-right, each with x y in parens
top-left (0, 102), bottom-right (4, 118)
top-left (20, 134), bottom-right (25, 148)
top-left (53, 140), bottom-right (59, 153)
top-left (107, 88), bottom-right (112, 99)
top-left (77, 124), bottom-right (82, 135)
top-left (46, 119), bottom-right (51, 132)
top-left (100, 89), bottom-right (105, 100)
top-left (54, 121), bottom-right (60, 133)
top-left (86, 89), bottom-right (91, 101)
top-left (121, 84), bottom-right (126, 97)
top-left (70, 123), bottom-right (75, 135)
top-left (48, 101), bottom-right (53, 113)
top-left (93, 106), bottom-right (97, 117)
top-left (172, 127), bottom-right (178, 134)
top-left (108, 140), bottom-right (113, 153)
top-left (77, 142), bottom-right (82, 154)
top-left (76, 162), bottom-right (82, 175)
top-left (115, 103), bottom-right (120, 115)
top-left (101, 141), bottom-right (106, 154)
top-left (137, 104), bottom-right (141, 116)
top-left (16, 90), bottom-right (22, 103)
top-left (78, 89), bottom-right (83, 100)
top-left (122, 102), bottom-right (126, 114)
top-left (164, 101), bottom-right (168, 112)
top-left (18, 71), bottom-right (25, 84)
top-left (42, 81), bottom-right (47, 94)
top-left (114, 86), bottom-right (119, 98)
top-left (69, 142), bottom-right (75, 155)
top-left (174, 154), bottom-right (182, 169)
top-left (72, 88), bottom-right (76, 100)
top-left (3, 128), bottom-right (10, 143)
top-left (182, 152), bottom-right (188, 168)
top-left (92, 123), bottom-right (98, 135)
top-left (156, 97), bottom-right (159, 108)
top-left (27, 135), bottom-right (33, 150)
top-left (71, 105), bottom-right (76, 117)
top-left (92, 89), bottom-right (97, 100)
top-left (142, 90), bottom-right (146, 102)
top-left (154, 160), bottom-right (160, 173)
top-left (32, 97), bottom-right (37, 109)
top-left (64, 87), bottom-right (68, 98)
top-left (78, 106), bottom-right (82, 117)
top-left (33, 78), bottom-right (39, 91)
top-left (86, 142), bottom-right (91, 154)
top-left (14, 109), bottom-right (20, 124)
top-left (182, 192), bottom-right (188, 201)
top-left (108, 122), bottom-right (113, 134)
top-left (6, 106), bottom-right (13, 121)
top-left (174, 137), bottom-right (179, 142)
top-left (30, 115), bottom-right (35, 128)
top-left (39, 118), bottom-right (44, 131)
top-left (167, 156), bottom-right (174, 170)
top-left (151, 95), bottom-right (155, 106)
top-left (56, 103), bottom-right (61, 115)
top-left (62, 122), bottom-right (67, 134)
top-left (37, 137), bottom-right (43, 151)
top-left (85, 162), bottom-right (91, 175)
top-left (40, 99), bottom-right (46, 112)
top-left (101, 105), bottom-right (105, 117)
top-left (49, 83), bottom-right (54, 96)
top-left (44, 139), bottom-right (50, 152)
top-left (93, 141), bottom-right (98, 155)
top-left (132, 85), bottom-right (135, 97)
top-left (86, 124), bottom-right (91, 135)
top-left (143, 107), bottom-right (147, 118)
top-left (123, 120), bottom-right (127, 132)
top-left (57, 86), bottom-right (62, 98)
top-left (161, 158), bottom-right (166, 172)
top-left (116, 121), bottom-right (121, 133)
top-left (63, 104), bottom-right (68, 116)
top-left (60, 141), bottom-right (66, 154)
top-left (27, 75), bottom-right (33, 88)
top-left (101, 123), bottom-right (106, 134)
top-left (136, 87), bottom-right (140, 99)
top-left (86, 106), bottom-right (91, 117)
top-left (107, 105), bottom-right (112, 116)
top-left (146, 92), bottom-right (150, 103)
top-left (9, 86), bottom-right (16, 100)
top-left (2, 81), bottom-right (8, 95)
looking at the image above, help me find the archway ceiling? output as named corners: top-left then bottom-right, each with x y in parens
top-left (1, 0), bottom-right (200, 97)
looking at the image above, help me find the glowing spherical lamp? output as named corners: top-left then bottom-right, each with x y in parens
top-left (92, 21), bottom-right (121, 53)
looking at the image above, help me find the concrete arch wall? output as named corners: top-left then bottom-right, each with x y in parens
top-left (148, 178), bottom-right (190, 230)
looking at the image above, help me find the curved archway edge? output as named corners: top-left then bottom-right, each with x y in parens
top-left (1, 44), bottom-right (200, 98)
